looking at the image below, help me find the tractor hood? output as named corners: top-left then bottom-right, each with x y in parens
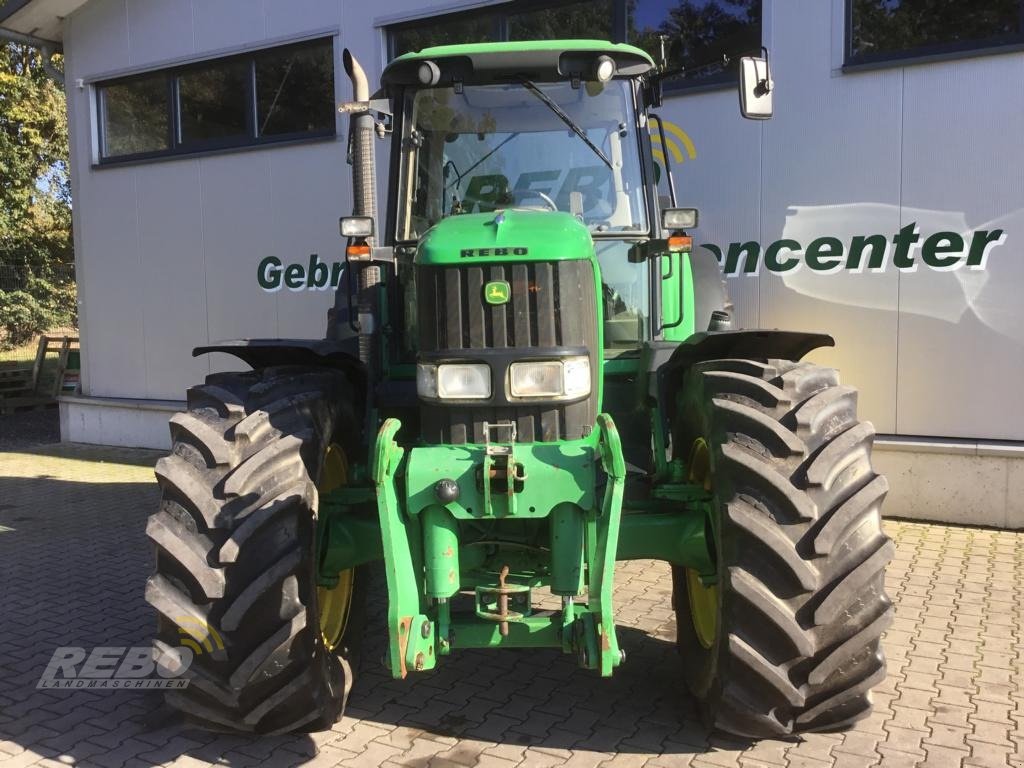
top-left (415, 210), bottom-right (594, 266)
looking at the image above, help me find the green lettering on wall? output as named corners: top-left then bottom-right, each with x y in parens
top-left (805, 237), bottom-right (845, 272)
top-left (920, 232), bottom-right (964, 269)
top-left (892, 223), bottom-right (921, 270)
top-left (847, 234), bottom-right (888, 271)
top-left (284, 263), bottom-right (305, 289)
top-left (307, 254), bottom-right (329, 288)
top-left (724, 241), bottom-right (761, 275)
top-left (764, 239), bottom-right (801, 272)
top-left (258, 256), bottom-right (283, 290)
top-left (701, 244), bottom-right (723, 264)
top-left (966, 229), bottom-right (1006, 269)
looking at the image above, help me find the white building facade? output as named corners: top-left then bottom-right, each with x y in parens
top-left (2, 0), bottom-right (1023, 526)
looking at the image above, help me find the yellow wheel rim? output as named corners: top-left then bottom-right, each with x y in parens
top-left (317, 443), bottom-right (356, 652)
top-left (686, 438), bottom-right (718, 649)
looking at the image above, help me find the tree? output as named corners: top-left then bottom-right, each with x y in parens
top-left (850, 0), bottom-right (1019, 59)
top-left (628, 0), bottom-right (761, 78)
top-left (0, 25), bottom-right (74, 348)
top-left (0, 38), bottom-right (72, 275)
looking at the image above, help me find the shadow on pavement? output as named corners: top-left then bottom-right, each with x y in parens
top-left (0, 462), bottom-right (735, 766)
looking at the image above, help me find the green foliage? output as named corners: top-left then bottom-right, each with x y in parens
top-left (507, 1), bottom-right (614, 41)
top-left (0, 290), bottom-right (49, 348)
top-left (25, 274), bottom-right (76, 326)
top-left (628, 0), bottom-right (761, 76)
top-left (850, 0), bottom-right (1020, 59)
top-left (0, 41), bottom-right (72, 273)
top-left (0, 38), bottom-right (74, 349)
top-left (0, 274), bottom-right (75, 350)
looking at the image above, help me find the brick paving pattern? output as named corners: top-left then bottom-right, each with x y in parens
top-left (0, 443), bottom-right (1022, 767)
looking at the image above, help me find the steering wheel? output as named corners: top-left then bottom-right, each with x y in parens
top-left (513, 190), bottom-right (558, 211)
top-left (534, 191), bottom-right (558, 211)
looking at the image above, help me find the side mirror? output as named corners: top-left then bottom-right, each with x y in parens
top-left (739, 54), bottom-right (773, 120)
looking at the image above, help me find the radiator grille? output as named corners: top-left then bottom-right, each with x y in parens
top-left (417, 260), bottom-right (598, 443)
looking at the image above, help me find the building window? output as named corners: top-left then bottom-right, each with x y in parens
top-left (178, 59), bottom-right (250, 148)
top-left (627, 1), bottom-right (762, 86)
top-left (387, 1), bottom-right (761, 91)
top-left (256, 43), bottom-right (335, 136)
top-left (97, 37), bottom-right (335, 164)
top-left (847, 0), bottom-right (1024, 66)
top-left (389, 13), bottom-right (498, 57)
top-left (99, 73), bottom-right (171, 157)
top-left (507, 0), bottom-right (615, 42)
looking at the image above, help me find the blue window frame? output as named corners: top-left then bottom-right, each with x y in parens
top-left (96, 37), bottom-right (336, 164)
top-left (845, 0), bottom-right (1024, 68)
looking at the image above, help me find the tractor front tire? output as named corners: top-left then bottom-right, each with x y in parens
top-left (145, 366), bottom-right (363, 734)
top-left (672, 358), bottom-right (894, 738)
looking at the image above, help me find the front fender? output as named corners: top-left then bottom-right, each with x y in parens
top-left (657, 329), bottom-right (835, 429)
top-left (194, 338), bottom-right (368, 404)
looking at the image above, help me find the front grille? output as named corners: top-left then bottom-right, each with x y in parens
top-left (417, 260), bottom-right (598, 444)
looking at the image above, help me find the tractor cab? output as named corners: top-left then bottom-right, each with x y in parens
top-left (377, 41), bottom-right (665, 360)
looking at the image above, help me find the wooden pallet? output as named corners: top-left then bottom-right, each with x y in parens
top-left (0, 367), bottom-right (35, 395)
top-left (49, 336), bottom-right (80, 397)
top-left (0, 335), bottom-right (80, 411)
top-left (0, 396), bottom-right (57, 415)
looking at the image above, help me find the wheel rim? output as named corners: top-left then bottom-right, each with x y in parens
top-left (686, 438), bottom-right (718, 650)
top-left (317, 443), bottom-right (356, 652)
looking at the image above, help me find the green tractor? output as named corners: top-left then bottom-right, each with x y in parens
top-left (146, 40), bottom-right (893, 738)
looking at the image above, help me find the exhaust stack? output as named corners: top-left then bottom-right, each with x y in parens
top-left (343, 49), bottom-right (378, 238)
top-left (342, 49), bottom-right (380, 372)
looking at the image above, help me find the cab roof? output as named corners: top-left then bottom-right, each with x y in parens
top-left (382, 39), bottom-right (655, 86)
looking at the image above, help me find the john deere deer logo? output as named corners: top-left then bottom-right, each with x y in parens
top-left (485, 281), bottom-right (511, 305)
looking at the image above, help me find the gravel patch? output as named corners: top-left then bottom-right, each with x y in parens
top-left (0, 406), bottom-right (60, 450)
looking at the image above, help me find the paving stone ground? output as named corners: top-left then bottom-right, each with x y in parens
top-left (0, 441), bottom-right (1022, 768)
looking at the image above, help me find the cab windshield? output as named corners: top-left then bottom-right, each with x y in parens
top-left (397, 79), bottom-right (648, 240)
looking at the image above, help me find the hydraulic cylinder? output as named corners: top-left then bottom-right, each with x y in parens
top-left (423, 505), bottom-right (460, 599)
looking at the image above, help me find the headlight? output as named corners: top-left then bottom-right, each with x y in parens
top-left (509, 356), bottom-right (591, 399)
top-left (562, 356), bottom-right (591, 398)
top-left (416, 364), bottom-right (438, 398)
top-left (339, 216), bottom-right (374, 238)
top-left (417, 363), bottom-right (491, 400)
top-left (510, 361), bottom-right (562, 397)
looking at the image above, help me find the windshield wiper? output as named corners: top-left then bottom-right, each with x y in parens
top-left (444, 132), bottom-right (520, 193)
top-left (517, 77), bottom-right (613, 170)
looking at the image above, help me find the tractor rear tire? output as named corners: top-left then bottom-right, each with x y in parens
top-left (671, 358), bottom-right (893, 738)
top-left (145, 366), bottom-right (364, 734)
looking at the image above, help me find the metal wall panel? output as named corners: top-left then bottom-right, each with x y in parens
top-left (756, 0), bottom-right (902, 433)
top-left (193, 0), bottom-right (267, 53)
top-left (125, 0), bottom-right (194, 64)
top-left (60, 0), bottom-right (1024, 444)
top-left (65, 0), bottom-right (129, 77)
top-left (657, 90), bottom-right (763, 331)
top-left (265, 0), bottom-right (339, 39)
top-left (72, 168), bottom-right (146, 398)
top-left (267, 143), bottom-right (349, 339)
top-left (896, 54), bottom-right (1024, 439)
top-left (135, 161), bottom-right (210, 399)
top-left (198, 153), bottom-right (279, 374)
